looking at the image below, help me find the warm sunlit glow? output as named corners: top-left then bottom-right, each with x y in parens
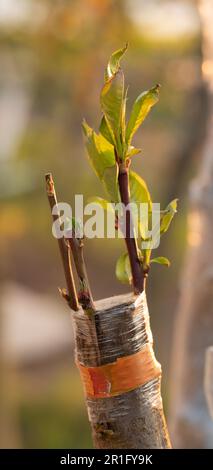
top-left (202, 60), bottom-right (213, 78)
top-left (126, 0), bottom-right (200, 40)
top-left (202, 58), bottom-right (213, 90)
top-left (187, 212), bottom-right (202, 247)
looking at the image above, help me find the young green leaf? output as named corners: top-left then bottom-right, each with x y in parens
top-left (129, 171), bottom-right (152, 240)
top-left (87, 196), bottom-right (115, 214)
top-left (126, 146), bottom-right (141, 158)
top-left (126, 84), bottom-right (160, 145)
top-left (82, 118), bottom-right (92, 138)
top-left (82, 120), bottom-right (115, 179)
top-left (115, 252), bottom-right (132, 284)
top-left (160, 199), bottom-right (178, 234)
top-left (100, 69), bottom-right (124, 154)
top-left (121, 87), bottom-right (128, 150)
top-left (102, 165), bottom-right (120, 203)
top-left (150, 256), bottom-right (171, 267)
top-left (129, 171), bottom-right (152, 207)
top-left (142, 248), bottom-right (151, 271)
top-left (99, 115), bottom-right (115, 145)
top-left (104, 43), bottom-right (128, 82)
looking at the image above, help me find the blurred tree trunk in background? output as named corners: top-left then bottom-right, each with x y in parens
top-left (169, 0), bottom-right (213, 448)
top-left (0, 308), bottom-right (21, 448)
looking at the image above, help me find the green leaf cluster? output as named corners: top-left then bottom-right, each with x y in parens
top-left (82, 45), bottom-right (178, 286)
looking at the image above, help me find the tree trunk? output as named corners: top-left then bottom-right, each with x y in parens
top-left (73, 292), bottom-right (171, 448)
top-left (169, 0), bottom-right (213, 448)
top-left (204, 347), bottom-right (213, 420)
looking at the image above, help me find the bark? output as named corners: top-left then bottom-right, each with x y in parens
top-left (73, 292), bottom-right (171, 448)
top-left (204, 347), bottom-right (213, 420)
top-left (169, 0), bottom-right (213, 448)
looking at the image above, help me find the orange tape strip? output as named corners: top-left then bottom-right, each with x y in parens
top-left (76, 343), bottom-right (161, 398)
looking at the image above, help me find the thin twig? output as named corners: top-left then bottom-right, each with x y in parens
top-left (45, 173), bottom-right (79, 311)
top-left (117, 161), bottom-right (145, 294)
top-left (65, 229), bottom-right (95, 312)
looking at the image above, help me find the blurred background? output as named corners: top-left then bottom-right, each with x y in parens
top-left (0, 0), bottom-right (207, 448)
